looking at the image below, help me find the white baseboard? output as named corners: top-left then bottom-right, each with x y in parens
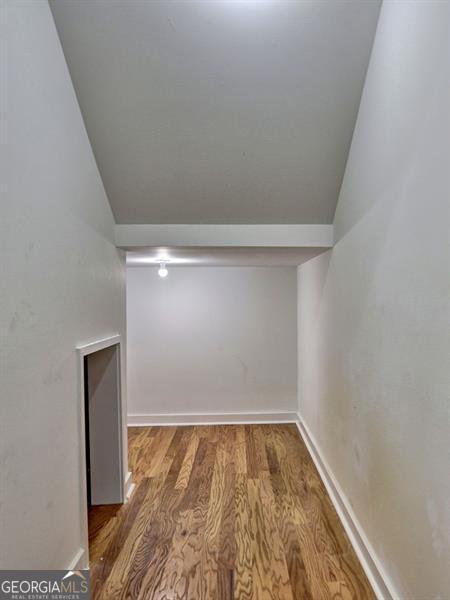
top-left (123, 410), bottom-right (395, 597)
top-left (295, 415), bottom-right (397, 600)
top-left (128, 411), bottom-right (298, 426)
top-left (124, 470), bottom-right (135, 502)
top-left (67, 547), bottom-right (86, 571)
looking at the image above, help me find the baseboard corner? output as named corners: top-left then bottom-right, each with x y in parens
top-left (67, 547), bottom-right (86, 571)
top-left (124, 470), bottom-right (135, 502)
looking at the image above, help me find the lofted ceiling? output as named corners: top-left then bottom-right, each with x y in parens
top-left (50, 0), bottom-right (381, 225)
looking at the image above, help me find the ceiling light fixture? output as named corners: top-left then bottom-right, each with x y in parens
top-left (158, 262), bottom-right (168, 278)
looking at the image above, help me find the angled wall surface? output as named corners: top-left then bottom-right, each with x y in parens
top-left (0, 1), bottom-right (126, 568)
top-left (297, 1), bottom-right (450, 597)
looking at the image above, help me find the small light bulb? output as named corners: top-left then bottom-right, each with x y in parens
top-left (158, 262), bottom-right (168, 278)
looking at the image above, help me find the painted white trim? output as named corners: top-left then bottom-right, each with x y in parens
top-left (124, 471), bottom-right (135, 502)
top-left (128, 411), bottom-right (298, 426)
top-left (295, 415), bottom-right (398, 600)
top-left (116, 224), bottom-right (334, 249)
top-left (67, 547), bottom-right (86, 571)
top-left (77, 334), bottom-right (121, 356)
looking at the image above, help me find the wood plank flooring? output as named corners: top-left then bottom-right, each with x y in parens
top-left (88, 424), bottom-right (374, 599)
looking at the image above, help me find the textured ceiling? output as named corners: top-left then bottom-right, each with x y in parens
top-left (50, 0), bottom-right (380, 224)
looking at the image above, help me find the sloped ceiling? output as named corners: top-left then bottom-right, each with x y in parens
top-left (50, 0), bottom-right (380, 224)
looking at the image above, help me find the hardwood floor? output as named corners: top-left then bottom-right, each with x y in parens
top-left (88, 424), bottom-right (374, 599)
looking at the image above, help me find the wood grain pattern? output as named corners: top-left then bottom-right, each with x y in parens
top-left (174, 428), bottom-right (199, 490)
top-left (89, 424), bottom-right (374, 599)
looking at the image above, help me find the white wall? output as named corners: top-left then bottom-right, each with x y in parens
top-left (127, 267), bottom-right (297, 418)
top-left (297, 1), bottom-right (450, 597)
top-left (0, 1), bottom-right (125, 569)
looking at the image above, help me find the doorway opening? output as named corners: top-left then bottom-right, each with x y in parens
top-left (78, 335), bottom-right (125, 567)
top-left (84, 344), bottom-right (123, 505)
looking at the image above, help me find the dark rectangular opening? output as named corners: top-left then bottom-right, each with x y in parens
top-left (83, 344), bottom-right (123, 509)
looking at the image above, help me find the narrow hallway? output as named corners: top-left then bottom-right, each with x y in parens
top-left (89, 425), bottom-right (373, 599)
